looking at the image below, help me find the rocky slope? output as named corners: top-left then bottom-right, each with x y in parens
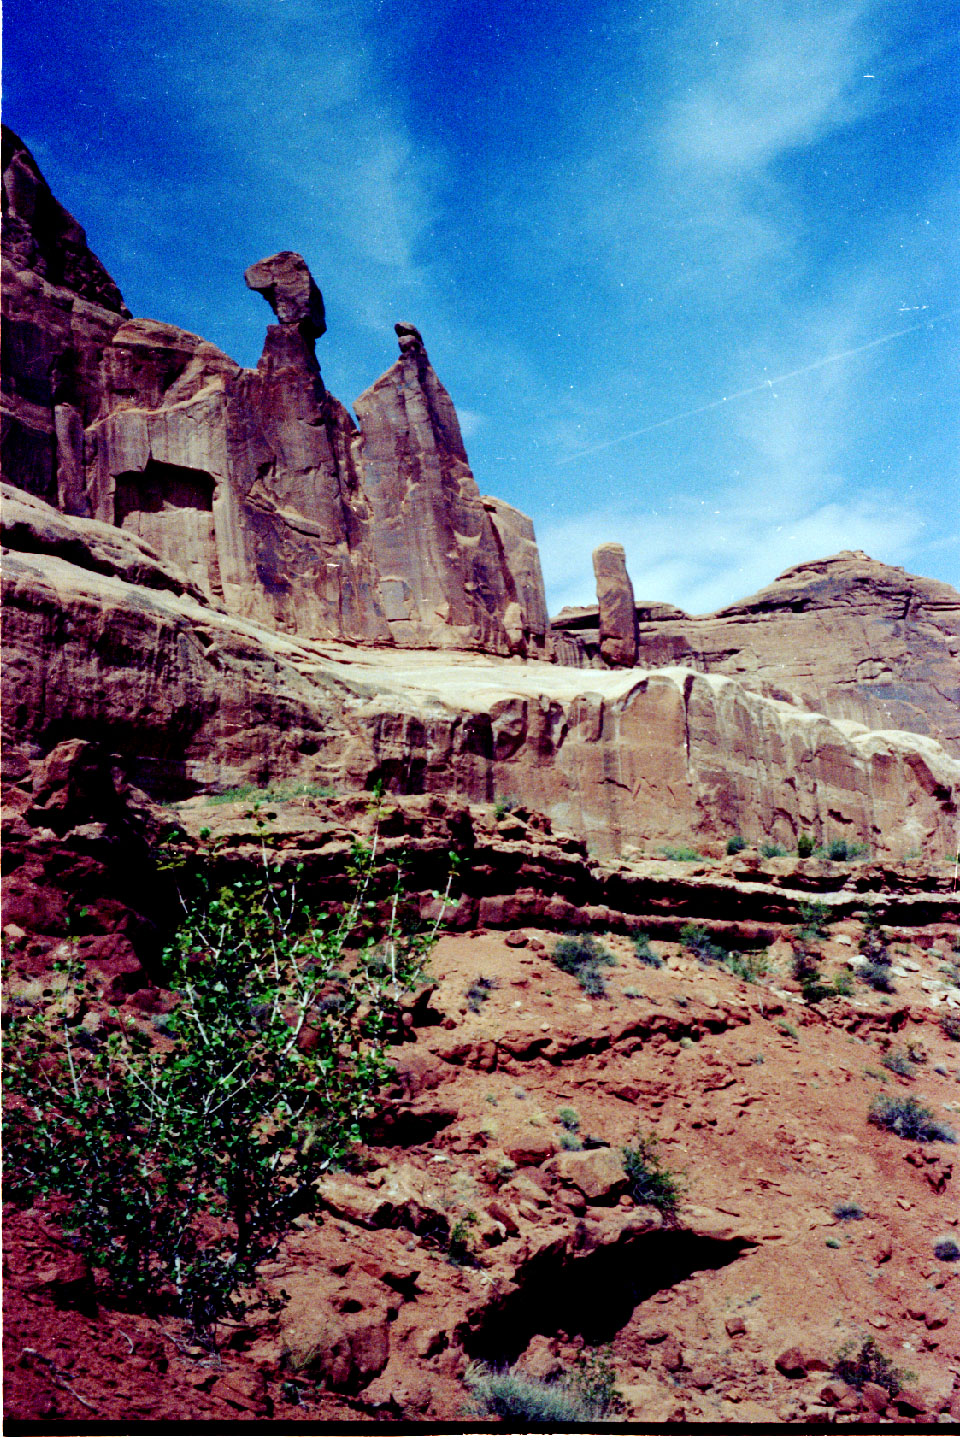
top-left (3, 780), bottom-right (960, 1426)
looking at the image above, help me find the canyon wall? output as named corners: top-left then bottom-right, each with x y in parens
top-left (4, 486), bottom-right (957, 862)
top-left (2, 126), bottom-right (959, 862)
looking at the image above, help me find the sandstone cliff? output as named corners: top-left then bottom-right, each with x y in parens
top-left (3, 126), bottom-right (959, 863)
top-left (551, 550), bottom-right (960, 760)
top-left (4, 485), bottom-right (957, 862)
top-left (0, 127), bottom-right (546, 656)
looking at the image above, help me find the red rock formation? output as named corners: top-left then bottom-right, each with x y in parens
top-left (552, 551), bottom-right (960, 759)
top-left (593, 542), bottom-right (638, 666)
top-left (353, 324), bottom-right (530, 654)
top-left (0, 128), bottom-right (545, 654)
top-left (4, 488), bottom-right (958, 862)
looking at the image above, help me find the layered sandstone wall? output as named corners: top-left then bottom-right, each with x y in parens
top-left (551, 551), bottom-right (960, 759)
top-left (0, 127), bottom-right (546, 656)
top-left (4, 488), bottom-right (957, 863)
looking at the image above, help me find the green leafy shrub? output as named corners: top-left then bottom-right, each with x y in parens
top-left (760, 842), bottom-right (787, 858)
top-left (552, 933), bottom-right (616, 997)
top-left (3, 823), bottom-right (447, 1340)
top-left (622, 1132), bottom-right (686, 1221)
top-left (797, 900), bottom-right (830, 938)
top-left (660, 846), bottom-right (705, 862)
top-left (791, 936), bottom-right (833, 1002)
top-left (447, 1213), bottom-right (478, 1267)
top-left (208, 780), bottom-right (335, 806)
top-left (824, 837), bottom-right (868, 861)
top-left (860, 912), bottom-right (891, 966)
top-left (830, 968), bottom-right (855, 998)
top-left (834, 1336), bottom-right (909, 1394)
top-left (466, 1347), bottom-right (623, 1423)
top-left (632, 932), bottom-right (663, 968)
top-left (492, 796), bottom-right (519, 821)
top-left (557, 1106), bottom-right (580, 1132)
top-left (933, 1236), bottom-right (960, 1262)
top-left (868, 1093), bottom-right (957, 1144)
top-left (724, 950), bottom-right (772, 984)
top-left (796, 833), bottom-right (816, 858)
top-left (680, 924), bottom-right (727, 966)
top-left (726, 835), bottom-right (746, 855)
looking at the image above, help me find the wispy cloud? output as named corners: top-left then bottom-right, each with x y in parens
top-left (538, 488), bottom-right (925, 618)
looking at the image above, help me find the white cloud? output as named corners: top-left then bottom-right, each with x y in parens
top-left (538, 489), bottom-right (925, 618)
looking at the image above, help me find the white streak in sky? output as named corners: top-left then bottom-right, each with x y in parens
top-left (558, 309), bottom-right (959, 463)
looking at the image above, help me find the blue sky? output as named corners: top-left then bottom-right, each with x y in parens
top-left (5, 0), bottom-right (958, 614)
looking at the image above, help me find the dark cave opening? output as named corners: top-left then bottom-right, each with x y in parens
top-left (464, 1228), bottom-right (753, 1367)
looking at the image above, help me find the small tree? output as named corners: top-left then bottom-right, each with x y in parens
top-left (4, 815), bottom-right (450, 1341)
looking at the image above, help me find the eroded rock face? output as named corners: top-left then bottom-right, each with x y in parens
top-left (353, 326), bottom-right (523, 654)
top-left (4, 492), bottom-right (957, 862)
top-left (244, 250), bottom-right (326, 335)
top-left (552, 550), bottom-right (960, 759)
top-left (593, 542), bottom-right (637, 667)
top-left (0, 127), bottom-right (545, 654)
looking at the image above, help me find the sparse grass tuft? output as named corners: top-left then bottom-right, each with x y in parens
top-left (760, 842), bottom-right (787, 858)
top-left (832, 1200), bottom-right (865, 1221)
top-left (868, 1093), bottom-right (957, 1144)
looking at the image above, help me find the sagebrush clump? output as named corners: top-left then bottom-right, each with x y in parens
top-left (551, 933), bottom-right (616, 997)
top-left (466, 1347), bottom-right (623, 1423)
top-left (868, 1093), bottom-right (957, 1144)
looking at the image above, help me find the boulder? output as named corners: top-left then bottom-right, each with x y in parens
top-left (548, 1146), bottom-right (628, 1203)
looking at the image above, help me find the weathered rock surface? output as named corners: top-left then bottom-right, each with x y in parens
top-left (4, 488), bottom-right (958, 862)
top-left (593, 542), bottom-right (637, 666)
top-left (1, 127), bottom-right (545, 655)
top-left (352, 325), bottom-right (530, 654)
top-left (552, 550), bottom-right (960, 759)
top-left (244, 250), bottom-right (326, 335)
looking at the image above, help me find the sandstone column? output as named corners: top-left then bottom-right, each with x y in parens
top-left (593, 542), bottom-right (638, 667)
